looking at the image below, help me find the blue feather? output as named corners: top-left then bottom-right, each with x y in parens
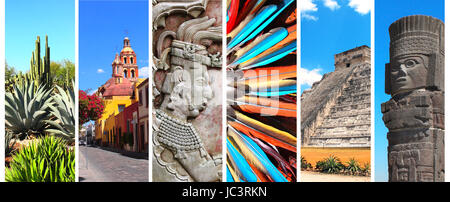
top-left (240, 0), bottom-right (295, 45)
top-left (244, 40), bottom-right (297, 69)
top-left (250, 90), bottom-right (297, 96)
top-left (227, 139), bottom-right (258, 182)
top-left (255, 84), bottom-right (297, 92)
top-left (228, 5), bottom-right (278, 49)
top-left (226, 166), bottom-right (234, 182)
top-left (232, 127), bottom-right (288, 182)
top-left (233, 28), bottom-right (288, 65)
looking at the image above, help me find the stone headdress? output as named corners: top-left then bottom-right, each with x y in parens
top-left (386, 15), bottom-right (445, 94)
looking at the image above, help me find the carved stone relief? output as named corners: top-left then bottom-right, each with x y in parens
top-left (152, 0), bottom-right (222, 182)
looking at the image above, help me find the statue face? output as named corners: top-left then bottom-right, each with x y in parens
top-left (190, 67), bottom-right (213, 112)
top-left (165, 66), bottom-right (212, 119)
top-left (390, 54), bottom-right (428, 94)
top-left (166, 81), bottom-right (191, 118)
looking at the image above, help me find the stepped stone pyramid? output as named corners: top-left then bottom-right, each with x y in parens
top-left (301, 46), bottom-right (371, 147)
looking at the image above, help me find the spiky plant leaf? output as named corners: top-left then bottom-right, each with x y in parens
top-left (5, 136), bottom-right (75, 182)
top-left (5, 78), bottom-right (53, 139)
top-left (44, 82), bottom-right (75, 142)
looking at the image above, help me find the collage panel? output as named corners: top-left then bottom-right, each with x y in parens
top-left (300, 0), bottom-right (371, 182)
top-left (4, 0), bottom-right (75, 182)
top-left (0, 0), bottom-right (448, 185)
top-left (374, 0), bottom-right (445, 182)
top-left (226, 0), bottom-right (298, 182)
top-left (78, 0), bottom-right (149, 182)
top-left (152, 0), bottom-right (223, 182)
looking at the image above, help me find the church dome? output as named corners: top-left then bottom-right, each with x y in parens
top-left (121, 37), bottom-right (134, 53)
top-left (121, 46), bottom-right (134, 53)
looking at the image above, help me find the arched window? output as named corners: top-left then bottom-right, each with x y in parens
top-left (130, 57), bottom-right (134, 64)
top-left (131, 69), bottom-right (135, 78)
top-left (116, 66), bottom-right (119, 74)
top-left (124, 69), bottom-right (128, 78)
top-left (124, 57), bottom-right (127, 64)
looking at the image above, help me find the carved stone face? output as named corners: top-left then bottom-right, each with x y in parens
top-left (167, 81), bottom-right (191, 119)
top-left (165, 66), bottom-right (212, 119)
top-left (389, 54), bottom-right (428, 94)
top-left (190, 67), bottom-right (213, 113)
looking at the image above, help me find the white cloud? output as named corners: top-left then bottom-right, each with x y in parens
top-left (300, 0), bottom-right (318, 12)
top-left (300, 0), bottom-right (319, 21)
top-left (302, 13), bottom-right (318, 21)
top-left (97, 69), bottom-right (104, 73)
top-left (139, 66), bottom-right (149, 78)
top-left (348, 0), bottom-right (371, 15)
top-left (324, 0), bottom-right (340, 10)
top-left (299, 67), bottom-right (323, 86)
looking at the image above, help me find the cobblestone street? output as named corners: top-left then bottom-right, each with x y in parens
top-left (79, 146), bottom-right (149, 182)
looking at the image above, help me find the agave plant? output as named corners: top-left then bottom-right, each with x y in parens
top-left (44, 83), bottom-right (75, 142)
top-left (345, 158), bottom-right (361, 175)
top-left (5, 79), bottom-right (54, 140)
top-left (315, 155), bottom-right (344, 174)
top-left (300, 155), bottom-right (312, 170)
top-left (5, 135), bottom-right (75, 182)
top-left (5, 132), bottom-right (18, 157)
top-left (361, 162), bottom-right (371, 176)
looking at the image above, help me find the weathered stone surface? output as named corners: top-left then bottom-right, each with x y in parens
top-left (152, 0), bottom-right (222, 182)
top-left (301, 46), bottom-right (371, 148)
top-left (382, 15), bottom-right (445, 182)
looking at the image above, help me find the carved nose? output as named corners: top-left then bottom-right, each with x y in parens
top-left (398, 64), bottom-right (407, 76)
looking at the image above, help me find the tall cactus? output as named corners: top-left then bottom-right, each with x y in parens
top-left (30, 35), bottom-right (51, 88)
top-left (6, 35), bottom-right (52, 92)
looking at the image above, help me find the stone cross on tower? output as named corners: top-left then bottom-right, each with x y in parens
top-left (382, 15), bottom-right (445, 182)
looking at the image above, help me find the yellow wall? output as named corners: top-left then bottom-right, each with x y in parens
top-left (95, 96), bottom-right (133, 141)
top-left (94, 78), bottom-right (146, 142)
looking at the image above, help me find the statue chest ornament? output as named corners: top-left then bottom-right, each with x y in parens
top-left (155, 109), bottom-right (208, 159)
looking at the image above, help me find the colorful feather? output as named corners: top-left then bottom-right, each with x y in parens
top-left (228, 127), bottom-right (288, 182)
top-left (227, 138), bottom-right (259, 182)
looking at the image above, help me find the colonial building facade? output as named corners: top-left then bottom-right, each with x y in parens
top-left (94, 37), bottom-right (147, 153)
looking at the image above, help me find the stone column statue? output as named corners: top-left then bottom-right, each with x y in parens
top-left (382, 15), bottom-right (445, 182)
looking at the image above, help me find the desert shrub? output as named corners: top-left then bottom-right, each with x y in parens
top-left (361, 162), bottom-right (371, 176)
top-left (301, 156), bottom-right (312, 170)
top-left (344, 158), bottom-right (361, 175)
top-left (315, 155), bottom-right (344, 174)
top-left (5, 136), bottom-right (75, 182)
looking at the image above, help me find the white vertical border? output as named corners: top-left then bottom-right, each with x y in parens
top-left (222, 0), bottom-right (227, 183)
top-left (149, 0), bottom-right (153, 183)
top-left (370, 0), bottom-right (375, 183)
top-left (75, 0), bottom-right (79, 182)
top-left (297, 0), bottom-right (301, 182)
top-left (445, 0), bottom-right (449, 183)
top-left (0, 0), bottom-right (5, 183)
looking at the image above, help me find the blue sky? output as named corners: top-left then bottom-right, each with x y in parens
top-left (374, 0), bottom-right (444, 182)
top-left (79, 0), bottom-right (149, 92)
top-left (6, 0), bottom-right (75, 72)
top-left (301, 0), bottom-right (371, 92)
